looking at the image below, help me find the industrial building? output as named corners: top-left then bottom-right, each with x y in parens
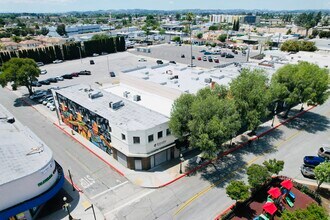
top-left (0, 104), bottom-right (64, 220)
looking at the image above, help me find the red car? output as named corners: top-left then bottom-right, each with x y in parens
top-left (71, 72), bottom-right (79, 77)
top-left (197, 56), bottom-right (202, 60)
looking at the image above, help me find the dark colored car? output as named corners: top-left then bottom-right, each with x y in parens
top-left (62, 74), bottom-right (73, 79)
top-left (109, 72), bottom-right (116, 77)
top-left (71, 72), bottom-right (79, 77)
top-left (156, 60), bottom-right (163, 64)
top-left (39, 80), bottom-right (50, 85)
top-left (199, 49), bottom-right (206, 53)
top-left (47, 78), bottom-right (58, 83)
top-left (31, 81), bottom-right (42, 87)
top-left (225, 54), bottom-right (234, 58)
top-left (221, 52), bottom-right (227, 57)
top-left (192, 56), bottom-right (195, 60)
top-left (90, 60), bottom-right (95, 65)
top-left (303, 156), bottom-right (325, 167)
top-left (79, 70), bottom-right (92, 75)
top-left (181, 54), bottom-right (185, 58)
top-left (204, 52), bottom-right (213, 55)
top-left (169, 61), bottom-right (176, 64)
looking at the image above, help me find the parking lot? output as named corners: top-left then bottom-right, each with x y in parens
top-left (129, 44), bottom-right (259, 69)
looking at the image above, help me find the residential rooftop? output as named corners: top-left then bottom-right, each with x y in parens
top-left (0, 104), bottom-right (53, 186)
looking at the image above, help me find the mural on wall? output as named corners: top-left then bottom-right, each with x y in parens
top-left (56, 93), bottom-right (112, 154)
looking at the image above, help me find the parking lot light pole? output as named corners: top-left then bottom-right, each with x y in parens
top-left (68, 169), bottom-right (75, 191)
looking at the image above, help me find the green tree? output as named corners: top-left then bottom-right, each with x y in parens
top-left (226, 180), bottom-right (250, 202)
top-left (230, 69), bottom-right (271, 132)
top-left (189, 89), bottom-right (240, 159)
top-left (172, 36), bottom-right (181, 42)
top-left (0, 58), bottom-right (40, 95)
top-left (169, 93), bottom-right (195, 141)
top-left (314, 162), bottom-right (330, 190)
top-left (196, 32), bottom-right (203, 39)
top-left (40, 27), bottom-right (49, 36)
top-left (56, 24), bottom-right (66, 36)
top-left (209, 25), bottom-right (219, 31)
top-left (158, 28), bottom-right (166, 35)
top-left (217, 34), bottom-right (227, 42)
top-left (286, 29), bottom-right (292, 35)
top-left (11, 36), bottom-right (22, 43)
top-left (247, 164), bottom-right (271, 189)
top-left (263, 159), bottom-right (284, 175)
top-left (295, 12), bottom-right (320, 37)
top-left (91, 34), bottom-right (110, 41)
top-left (281, 203), bottom-right (329, 220)
top-left (175, 13), bottom-right (181, 21)
top-left (270, 62), bottom-right (329, 117)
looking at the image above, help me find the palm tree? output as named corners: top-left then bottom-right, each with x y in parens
top-left (186, 12), bottom-right (195, 67)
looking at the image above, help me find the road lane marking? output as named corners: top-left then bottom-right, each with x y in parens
top-left (90, 181), bottom-right (129, 200)
top-left (80, 175), bottom-right (96, 189)
top-left (104, 189), bottom-right (155, 216)
top-left (174, 129), bottom-right (304, 216)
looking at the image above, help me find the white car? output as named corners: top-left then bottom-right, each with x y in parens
top-left (43, 97), bottom-right (53, 105)
top-left (49, 104), bottom-right (56, 111)
top-left (53, 59), bottom-right (63, 64)
top-left (138, 58), bottom-right (147, 62)
top-left (47, 100), bottom-right (54, 108)
top-left (40, 70), bottom-right (47, 75)
top-left (55, 76), bottom-right (64, 81)
top-left (300, 164), bottom-right (315, 178)
top-left (93, 53), bottom-right (99, 57)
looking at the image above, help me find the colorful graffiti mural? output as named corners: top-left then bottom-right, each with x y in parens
top-left (56, 93), bottom-right (112, 154)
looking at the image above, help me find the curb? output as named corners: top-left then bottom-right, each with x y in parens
top-left (53, 122), bottom-right (125, 177)
top-left (64, 175), bottom-right (83, 193)
top-left (214, 203), bottom-right (236, 220)
top-left (159, 105), bottom-right (316, 188)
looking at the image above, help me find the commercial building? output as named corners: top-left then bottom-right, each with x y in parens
top-left (53, 84), bottom-right (178, 170)
top-left (0, 104), bottom-right (64, 220)
top-left (209, 14), bottom-right (259, 24)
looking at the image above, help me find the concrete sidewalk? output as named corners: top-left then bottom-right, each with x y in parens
top-left (17, 88), bottom-right (316, 188)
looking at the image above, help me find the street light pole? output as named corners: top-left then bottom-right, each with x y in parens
top-left (179, 153), bottom-right (184, 174)
top-left (63, 197), bottom-right (73, 220)
top-left (190, 22), bottom-right (193, 67)
top-left (68, 169), bottom-right (75, 191)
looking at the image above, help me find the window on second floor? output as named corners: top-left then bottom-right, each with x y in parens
top-left (133, 136), bottom-right (140, 144)
top-left (148, 134), bottom-right (154, 143)
top-left (121, 133), bottom-right (126, 140)
top-left (166, 128), bottom-right (171, 136)
top-left (158, 131), bottom-right (163, 139)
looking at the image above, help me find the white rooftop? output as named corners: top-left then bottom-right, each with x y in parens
top-left (56, 84), bottom-right (169, 131)
top-left (0, 104), bottom-right (53, 186)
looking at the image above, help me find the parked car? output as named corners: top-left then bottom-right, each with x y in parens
top-left (101, 52), bottom-right (108, 55)
top-left (53, 59), bottom-right (63, 64)
top-left (300, 164), bottom-right (315, 178)
top-left (204, 51), bottom-right (213, 55)
top-left (303, 156), bottom-right (325, 167)
top-left (43, 97), bottom-right (54, 105)
top-left (318, 147), bottom-right (330, 160)
top-left (90, 60), bottom-right (95, 65)
top-left (47, 100), bottom-right (55, 108)
top-left (38, 94), bottom-right (53, 103)
top-left (55, 76), bottom-right (64, 81)
top-left (40, 69), bottom-right (47, 75)
top-left (36, 62), bottom-right (44, 67)
top-left (79, 70), bottom-right (91, 75)
top-left (169, 61), bottom-right (176, 64)
top-left (62, 74), bottom-right (73, 79)
top-left (31, 81), bottom-right (42, 87)
top-left (214, 57), bottom-right (219, 63)
top-left (138, 58), bottom-right (147, 62)
top-left (221, 52), bottom-right (227, 57)
top-left (71, 72), bottom-right (79, 77)
top-left (39, 80), bottom-right (50, 85)
top-left (181, 54), bottom-right (185, 58)
top-left (29, 91), bottom-right (47, 100)
top-left (192, 56), bottom-right (195, 60)
top-left (202, 56), bottom-right (207, 61)
top-left (92, 53), bottom-right (99, 57)
top-left (109, 72), bottom-right (116, 77)
top-left (156, 60), bottom-right (163, 64)
top-left (208, 56), bottom-right (213, 62)
top-left (199, 49), bottom-right (206, 53)
top-left (197, 56), bottom-right (202, 60)
top-left (225, 54), bottom-right (235, 58)
top-left (49, 104), bottom-right (56, 111)
top-left (47, 78), bottom-right (58, 83)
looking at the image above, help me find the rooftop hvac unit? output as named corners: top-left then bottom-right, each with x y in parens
top-left (88, 91), bottom-right (103, 99)
top-left (204, 78), bottom-right (212, 83)
top-left (133, 95), bottom-right (141, 101)
top-left (123, 91), bottom-right (130, 98)
top-left (109, 100), bottom-right (124, 110)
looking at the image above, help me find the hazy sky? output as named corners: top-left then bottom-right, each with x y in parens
top-left (0, 0), bottom-right (329, 13)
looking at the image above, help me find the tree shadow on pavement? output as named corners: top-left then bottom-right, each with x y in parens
top-left (282, 111), bottom-right (329, 134)
top-left (13, 95), bottom-right (39, 108)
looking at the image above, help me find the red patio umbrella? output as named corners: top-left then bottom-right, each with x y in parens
top-left (263, 202), bottom-right (278, 215)
top-left (281, 179), bottom-right (293, 190)
top-left (267, 187), bottom-right (281, 199)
